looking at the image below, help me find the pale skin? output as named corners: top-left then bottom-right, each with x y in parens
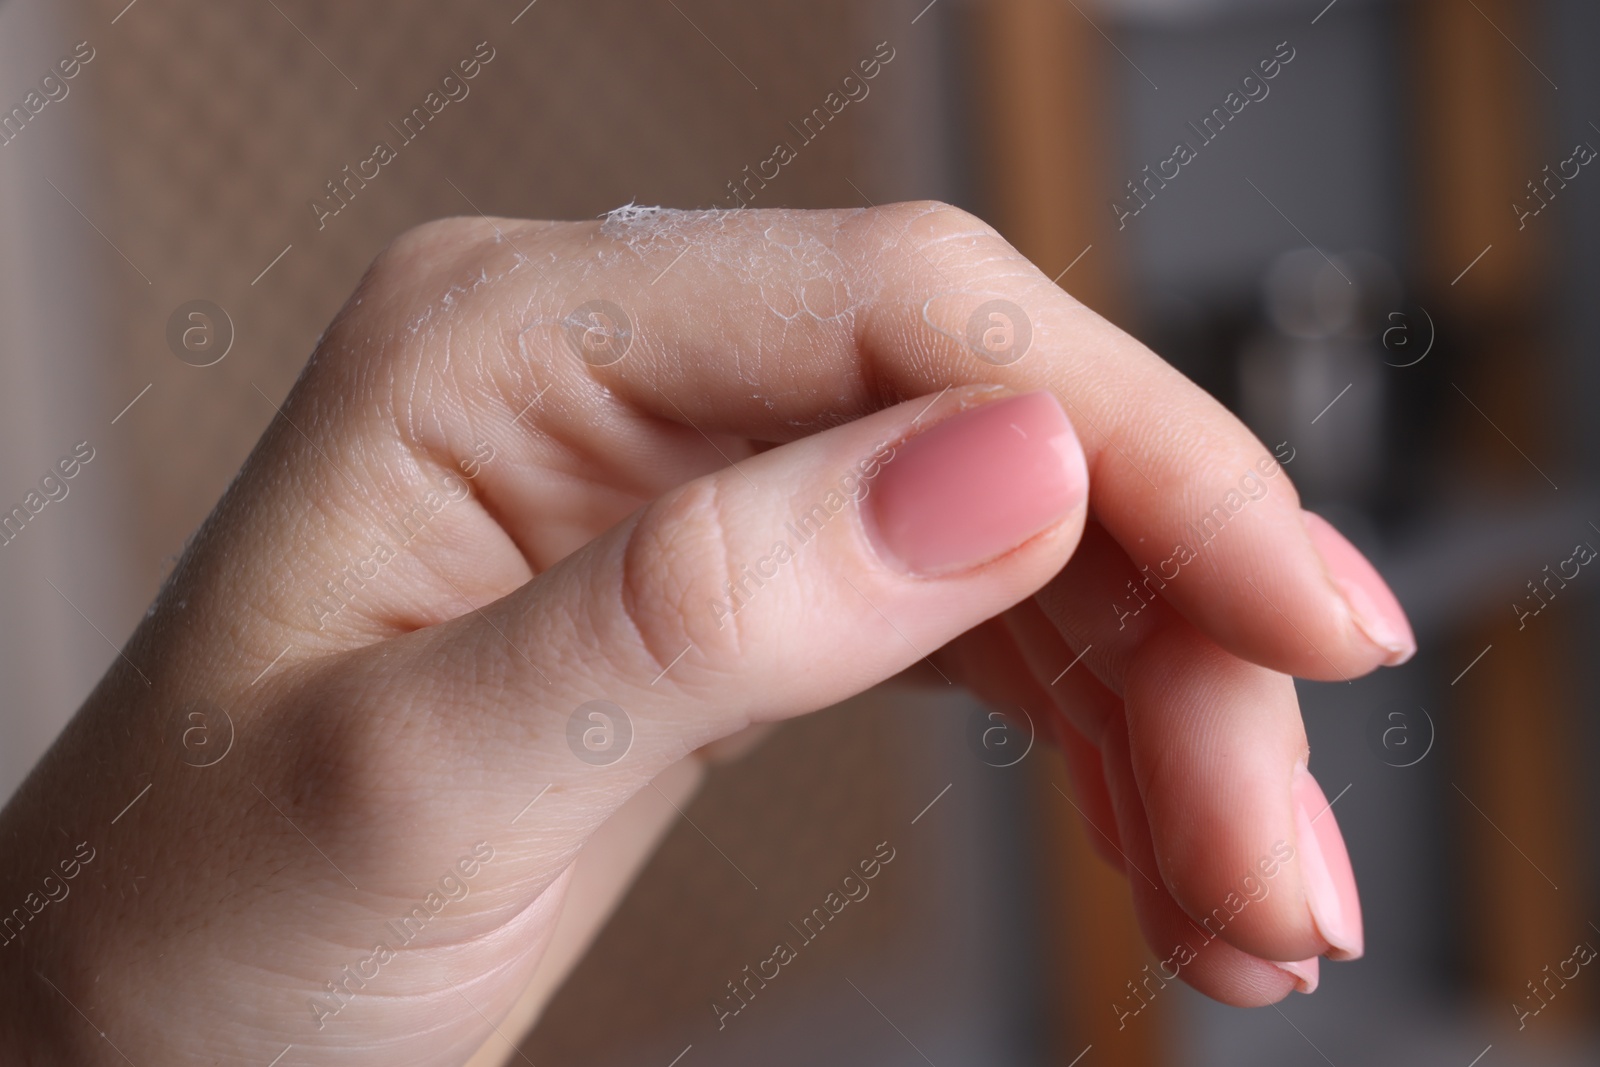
top-left (0, 203), bottom-right (1411, 1064)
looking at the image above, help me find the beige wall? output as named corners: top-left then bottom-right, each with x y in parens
top-left (0, 0), bottom-right (138, 795)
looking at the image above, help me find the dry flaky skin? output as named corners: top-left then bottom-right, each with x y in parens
top-left (0, 202), bottom-right (1401, 1065)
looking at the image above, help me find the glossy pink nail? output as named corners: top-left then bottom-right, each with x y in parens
top-left (865, 391), bottom-right (1087, 575)
top-left (1303, 510), bottom-right (1416, 665)
top-left (1293, 763), bottom-right (1364, 961)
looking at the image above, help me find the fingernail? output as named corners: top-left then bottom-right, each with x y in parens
top-left (865, 391), bottom-right (1088, 575)
top-left (1293, 763), bottom-right (1364, 961)
top-left (1275, 956), bottom-right (1321, 994)
top-left (1302, 510), bottom-right (1416, 665)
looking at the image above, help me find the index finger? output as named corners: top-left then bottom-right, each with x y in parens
top-left (390, 201), bottom-right (1414, 679)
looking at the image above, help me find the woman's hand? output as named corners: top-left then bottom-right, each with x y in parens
top-left (0, 202), bottom-right (1412, 1064)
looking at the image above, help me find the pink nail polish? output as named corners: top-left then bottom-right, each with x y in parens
top-left (1293, 763), bottom-right (1364, 961)
top-left (1277, 956), bottom-right (1321, 994)
top-left (864, 392), bottom-right (1088, 575)
top-left (1302, 510), bottom-right (1416, 665)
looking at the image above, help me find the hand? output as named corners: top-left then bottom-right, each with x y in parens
top-left (0, 203), bottom-right (1412, 1063)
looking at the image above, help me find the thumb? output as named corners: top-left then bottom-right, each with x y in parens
top-left (372, 386), bottom-right (1088, 844)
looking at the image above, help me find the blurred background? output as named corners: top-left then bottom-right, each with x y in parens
top-left (1, 0), bottom-right (1597, 1063)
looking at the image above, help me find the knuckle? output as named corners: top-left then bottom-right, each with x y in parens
top-left (317, 218), bottom-right (490, 365)
top-left (868, 198), bottom-right (968, 225)
top-left (357, 217), bottom-right (558, 331)
top-left (861, 200), bottom-right (1021, 279)
top-left (874, 199), bottom-right (999, 244)
top-left (321, 216), bottom-right (567, 424)
top-left (366, 217), bottom-right (489, 296)
top-left (616, 476), bottom-right (746, 688)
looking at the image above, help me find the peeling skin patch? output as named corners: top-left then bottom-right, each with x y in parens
top-left (401, 203), bottom-right (1006, 365)
top-left (588, 204), bottom-right (875, 327)
top-left (401, 206), bottom-right (965, 422)
top-left (598, 202), bottom-right (728, 248)
top-left (600, 202), bottom-right (669, 231)
top-left (578, 205), bottom-right (896, 400)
